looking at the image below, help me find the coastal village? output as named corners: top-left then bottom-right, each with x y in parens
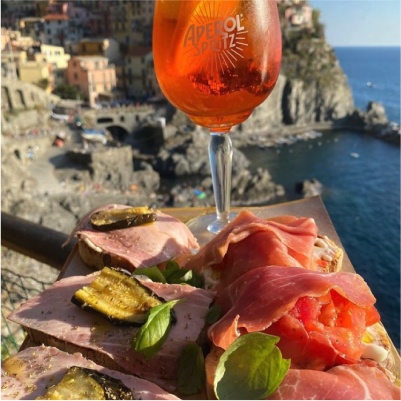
top-left (2, 0), bottom-right (314, 109)
top-left (2, 0), bottom-right (399, 226)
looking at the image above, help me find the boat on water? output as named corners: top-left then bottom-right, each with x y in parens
top-left (80, 128), bottom-right (110, 145)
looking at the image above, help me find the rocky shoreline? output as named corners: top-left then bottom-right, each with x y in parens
top-left (2, 99), bottom-right (399, 239)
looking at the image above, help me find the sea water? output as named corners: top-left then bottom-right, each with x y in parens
top-left (242, 46), bottom-right (400, 348)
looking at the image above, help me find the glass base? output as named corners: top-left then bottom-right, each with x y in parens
top-left (186, 213), bottom-right (237, 247)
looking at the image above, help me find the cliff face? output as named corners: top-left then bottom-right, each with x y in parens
top-left (280, 37), bottom-right (354, 126)
top-left (235, 4), bottom-right (354, 136)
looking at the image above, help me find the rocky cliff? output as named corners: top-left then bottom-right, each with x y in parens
top-left (232, 6), bottom-right (355, 139)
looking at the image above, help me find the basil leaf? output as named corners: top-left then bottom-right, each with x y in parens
top-left (166, 268), bottom-right (190, 284)
top-left (206, 304), bottom-right (222, 324)
top-left (133, 266), bottom-right (166, 283)
top-left (162, 260), bottom-right (180, 281)
top-left (184, 271), bottom-right (204, 288)
top-left (178, 343), bottom-right (205, 395)
top-left (132, 299), bottom-right (181, 359)
top-left (162, 260), bottom-right (204, 288)
top-left (214, 333), bottom-right (290, 400)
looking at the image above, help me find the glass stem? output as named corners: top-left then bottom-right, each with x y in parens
top-left (208, 131), bottom-right (233, 233)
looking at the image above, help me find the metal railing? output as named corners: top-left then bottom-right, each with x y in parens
top-left (1, 211), bottom-right (76, 270)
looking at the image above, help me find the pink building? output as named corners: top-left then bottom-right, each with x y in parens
top-left (66, 55), bottom-right (116, 107)
top-left (284, 3), bottom-right (313, 29)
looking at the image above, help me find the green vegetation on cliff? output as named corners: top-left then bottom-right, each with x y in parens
top-left (278, 4), bottom-right (339, 87)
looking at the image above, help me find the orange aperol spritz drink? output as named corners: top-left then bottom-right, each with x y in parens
top-left (153, 0), bottom-right (282, 232)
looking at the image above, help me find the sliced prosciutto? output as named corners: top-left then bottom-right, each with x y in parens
top-left (268, 361), bottom-right (400, 400)
top-left (65, 204), bottom-right (199, 272)
top-left (209, 266), bottom-right (381, 370)
top-left (1, 345), bottom-right (180, 400)
top-left (8, 273), bottom-right (214, 390)
top-left (183, 211), bottom-right (318, 290)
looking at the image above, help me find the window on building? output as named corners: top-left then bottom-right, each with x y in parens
top-left (74, 72), bottom-right (78, 80)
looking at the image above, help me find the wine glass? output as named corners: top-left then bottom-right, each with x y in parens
top-left (153, 0), bottom-right (282, 236)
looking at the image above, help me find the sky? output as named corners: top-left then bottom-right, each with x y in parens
top-left (309, 0), bottom-right (401, 47)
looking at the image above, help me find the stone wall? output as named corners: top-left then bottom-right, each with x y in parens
top-left (2, 134), bottom-right (53, 164)
top-left (1, 78), bottom-right (59, 111)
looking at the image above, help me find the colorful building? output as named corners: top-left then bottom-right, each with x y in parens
top-left (77, 38), bottom-right (120, 62)
top-left (19, 52), bottom-right (54, 93)
top-left (124, 46), bottom-right (154, 99)
top-left (66, 55), bottom-right (116, 107)
top-left (39, 44), bottom-right (71, 86)
top-left (110, 0), bottom-right (154, 48)
top-left (282, 1), bottom-right (313, 30)
top-left (42, 13), bottom-right (70, 46)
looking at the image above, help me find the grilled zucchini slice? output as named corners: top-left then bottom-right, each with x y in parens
top-left (36, 366), bottom-right (133, 400)
top-left (71, 267), bottom-right (164, 325)
top-left (90, 207), bottom-right (157, 231)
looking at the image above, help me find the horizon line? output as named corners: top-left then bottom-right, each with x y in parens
top-left (332, 44), bottom-right (400, 48)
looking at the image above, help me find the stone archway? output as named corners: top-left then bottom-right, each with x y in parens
top-left (131, 124), bottom-right (165, 154)
top-left (105, 125), bottom-right (130, 144)
top-left (16, 89), bottom-right (26, 109)
top-left (1, 86), bottom-right (12, 111)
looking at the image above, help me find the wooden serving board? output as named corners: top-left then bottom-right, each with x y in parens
top-left (22, 196), bottom-right (401, 382)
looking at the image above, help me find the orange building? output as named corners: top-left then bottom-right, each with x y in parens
top-left (66, 55), bottom-right (116, 107)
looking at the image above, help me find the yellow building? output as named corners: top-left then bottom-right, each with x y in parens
top-left (77, 38), bottom-right (120, 62)
top-left (19, 53), bottom-right (53, 93)
top-left (40, 44), bottom-right (71, 86)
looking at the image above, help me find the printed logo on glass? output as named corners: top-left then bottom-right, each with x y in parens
top-left (183, 3), bottom-right (248, 75)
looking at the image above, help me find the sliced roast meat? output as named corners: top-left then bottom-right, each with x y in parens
top-left (8, 273), bottom-right (214, 390)
top-left (1, 345), bottom-right (180, 400)
top-left (65, 204), bottom-right (199, 272)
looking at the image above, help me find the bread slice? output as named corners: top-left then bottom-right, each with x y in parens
top-left (205, 345), bottom-right (224, 400)
top-left (362, 322), bottom-right (397, 375)
top-left (312, 234), bottom-right (344, 272)
top-left (77, 238), bottom-right (135, 272)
